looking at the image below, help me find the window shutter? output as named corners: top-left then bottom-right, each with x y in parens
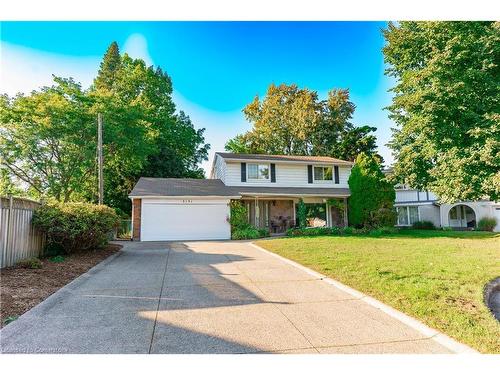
top-left (270, 163), bottom-right (276, 183)
top-left (307, 165), bottom-right (313, 183)
top-left (241, 162), bottom-right (246, 182)
top-left (334, 166), bottom-right (339, 184)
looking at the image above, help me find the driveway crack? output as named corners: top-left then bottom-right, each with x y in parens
top-left (148, 247), bottom-right (171, 354)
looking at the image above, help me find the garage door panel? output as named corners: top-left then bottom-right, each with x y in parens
top-left (141, 203), bottom-right (230, 241)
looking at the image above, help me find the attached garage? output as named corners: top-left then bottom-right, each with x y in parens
top-left (141, 199), bottom-right (231, 241)
top-left (129, 178), bottom-right (240, 241)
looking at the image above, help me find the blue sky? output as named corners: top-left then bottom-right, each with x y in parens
top-left (0, 21), bottom-right (395, 174)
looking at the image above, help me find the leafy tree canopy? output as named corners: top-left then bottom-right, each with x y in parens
top-left (383, 21), bottom-right (500, 202)
top-left (348, 153), bottom-right (396, 228)
top-left (1, 42), bottom-right (209, 213)
top-left (225, 83), bottom-right (379, 162)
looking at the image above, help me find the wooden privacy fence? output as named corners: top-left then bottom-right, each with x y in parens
top-left (0, 196), bottom-right (45, 268)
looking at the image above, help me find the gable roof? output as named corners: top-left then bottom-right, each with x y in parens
top-left (215, 152), bottom-right (354, 165)
top-left (129, 178), bottom-right (240, 197)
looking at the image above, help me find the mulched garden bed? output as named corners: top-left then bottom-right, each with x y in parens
top-left (0, 244), bottom-right (121, 327)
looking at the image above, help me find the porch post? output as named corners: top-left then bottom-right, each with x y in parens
top-left (326, 201), bottom-right (330, 227)
top-left (254, 196), bottom-right (258, 227)
top-left (343, 197), bottom-right (348, 227)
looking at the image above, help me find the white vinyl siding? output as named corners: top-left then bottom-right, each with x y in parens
top-left (224, 162), bottom-right (350, 188)
top-left (395, 189), bottom-right (438, 203)
top-left (212, 154), bottom-right (227, 183)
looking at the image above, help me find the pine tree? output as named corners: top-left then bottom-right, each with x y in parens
top-left (94, 42), bottom-right (121, 90)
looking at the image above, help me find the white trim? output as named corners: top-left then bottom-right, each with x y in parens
top-left (129, 195), bottom-right (241, 199)
top-left (239, 192), bottom-right (350, 197)
top-left (313, 165), bottom-right (334, 182)
top-left (246, 162), bottom-right (271, 181)
top-left (220, 156), bottom-right (353, 166)
top-left (394, 201), bottom-right (436, 206)
top-left (249, 242), bottom-right (478, 354)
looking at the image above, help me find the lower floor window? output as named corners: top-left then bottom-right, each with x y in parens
top-left (397, 206), bottom-right (419, 226)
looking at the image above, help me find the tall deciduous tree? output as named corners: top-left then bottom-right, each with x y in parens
top-left (348, 153), bottom-right (396, 228)
top-left (225, 83), bottom-right (379, 161)
top-left (1, 42), bottom-right (209, 214)
top-left (383, 21), bottom-right (500, 202)
top-left (1, 78), bottom-right (96, 201)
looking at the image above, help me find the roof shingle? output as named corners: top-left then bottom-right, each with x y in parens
top-left (129, 178), bottom-right (238, 197)
top-left (215, 152), bottom-right (353, 165)
top-left (129, 178), bottom-right (350, 198)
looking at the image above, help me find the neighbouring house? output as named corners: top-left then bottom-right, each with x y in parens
top-left (129, 152), bottom-right (353, 241)
top-left (394, 184), bottom-right (500, 232)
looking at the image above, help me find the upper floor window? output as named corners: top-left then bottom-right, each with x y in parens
top-left (313, 166), bottom-right (333, 181)
top-left (248, 163), bottom-right (269, 180)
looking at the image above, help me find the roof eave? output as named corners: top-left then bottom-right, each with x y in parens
top-left (220, 157), bottom-right (353, 166)
top-left (128, 195), bottom-right (242, 199)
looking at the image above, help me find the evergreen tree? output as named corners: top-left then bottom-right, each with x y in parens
top-left (348, 153), bottom-right (396, 228)
top-left (94, 41), bottom-right (121, 90)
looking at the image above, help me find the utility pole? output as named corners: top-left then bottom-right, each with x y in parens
top-left (97, 113), bottom-right (104, 205)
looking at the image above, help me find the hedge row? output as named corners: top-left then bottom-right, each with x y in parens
top-left (286, 226), bottom-right (400, 237)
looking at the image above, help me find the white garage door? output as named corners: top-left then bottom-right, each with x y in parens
top-left (141, 200), bottom-right (231, 241)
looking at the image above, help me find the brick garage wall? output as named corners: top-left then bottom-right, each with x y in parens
top-left (132, 198), bottom-right (141, 240)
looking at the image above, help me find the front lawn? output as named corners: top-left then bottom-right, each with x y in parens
top-left (255, 230), bottom-right (500, 353)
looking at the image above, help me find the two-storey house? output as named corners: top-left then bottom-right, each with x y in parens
top-left (129, 152), bottom-right (353, 241)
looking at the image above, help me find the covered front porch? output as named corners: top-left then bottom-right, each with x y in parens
top-left (241, 196), bottom-right (348, 234)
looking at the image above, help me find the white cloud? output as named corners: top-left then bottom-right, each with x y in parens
top-left (0, 42), bottom-right (99, 95)
top-left (122, 34), bottom-right (153, 66)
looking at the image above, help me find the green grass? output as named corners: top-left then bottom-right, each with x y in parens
top-left (255, 230), bottom-right (500, 353)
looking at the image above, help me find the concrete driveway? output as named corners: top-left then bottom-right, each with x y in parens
top-left (0, 241), bottom-right (466, 353)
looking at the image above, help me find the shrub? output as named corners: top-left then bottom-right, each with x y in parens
top-left (412, 220), bottom-right (436, 230)
top-left (232, 227), bottom-right (269, 240)
top-left (286, 226), bottom-right (345, 237)
top-left (16, 257), bottom-right (42, 269)
top-left (229, 200), bottom-right (250, 230)
top-left (33, 201), bottom-right (120, 254)
top-left (296, 198), bottom-right (307, 228)
top-left (258, 228), bottom-right (270, 238)
top-left (477, 217), bottom-right (497, 232)
top-left (342, 226), bottom-right (355, 235)
top-left (348, 153), bottom-right (396, 228)
top-left (50, 255), bottom-right (65, 263)
top-left (286, 226), bottom-right (400, 237)
top-left (369, 226), bottom-right (400, 236)
top-left (229, 201), bottom-right (270, 239)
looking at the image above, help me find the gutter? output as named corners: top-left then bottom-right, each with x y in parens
top-left (128, 195), bottom-right (242, 199)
